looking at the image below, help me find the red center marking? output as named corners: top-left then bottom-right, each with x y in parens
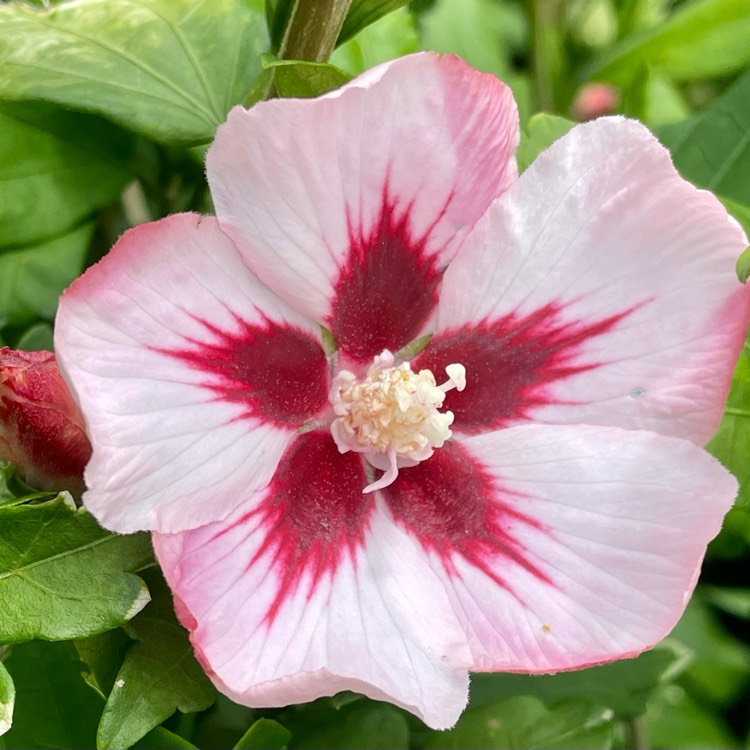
top-left (382, 440), bottom-right (549, 589)
top-left (329, 193), bottom-right (443, 363)
top-left (414, 302), bottom-right (633, 433)
top-left (159, 315), bottom-right (329, 428)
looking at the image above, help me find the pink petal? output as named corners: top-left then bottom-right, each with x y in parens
top-left (383, 425), bottom-right (736, 671)
top-left (54, 213), bottom-right (328, 534)
top-left (154, 431), bottom-right (471, 729)
top-left (207, 52), bottom-right (518, 362)
top-left (434, 117), bottom-right (750, 442)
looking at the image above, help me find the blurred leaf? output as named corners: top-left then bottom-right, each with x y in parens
top-left (0, 0), bottom-right (268, 145)
top-left (282, 698), bottom-right (408, 749)
top-left (132, 726), bottom-right (198, 749)
top-left (0, 495), bottom-right (152, 642)
top-left (425, 696), bottom-right (614, 750)
top-left (97, 570), bottom-right (215, 750)
top-left (338, 0), bottom-right (408, 44)
top-left (331, 7), bottom-right (418, 76)
top-left (235, 718), bottom-right (292, 749)
top-left (707, 328), bottom-right (750, 510)
top-left (261, 54), bottom-right (350, 97)
top-left (658, 69), bottom-right (750, 209)
top-left (587, 0), bottom-right (750, 85)
top-left (671, 594), bottom-right (750, 706)
top-left (0, 102), bottom-right (131, 246)
top-left (0, 463), bottom-right (54, 508)
top-left (702, 586), bottom-right (750, 619)
top-left (646, 684), bottom-right (740, 749)
top-left (0, 662), bottom-right (13, 737)
top-left (0, 640), bottom-right (102, 749)
top-left (517, 113), bottom-right (575, 172)
top-left (0, 222), bottom-right (93, 329)
top-left (12, 322), bottom-right (54, 352)
top-left (469, 645), bottom-right (686, 719)
top-left (620, 67), bottom-right (689, 126)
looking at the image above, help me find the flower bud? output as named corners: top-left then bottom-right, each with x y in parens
top-left (0, 347), bottom-right (91, 496)
top-left (572, 83), bottom-right (620, 121)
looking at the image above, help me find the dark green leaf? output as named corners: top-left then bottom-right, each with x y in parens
top-left (0, 662), bottom-right (13, 737)
top-left (0, 0), bottom-right (268, 145)
top-left (97, 571), bottom-right (215, 750)
top-left (0, 102), bottom-right (131, 247)
top-left (658, 69), bottom-right (750, 208)
top-left (261, 54), bottom-right (350, 97)
top-left (516, 113), bottom-right (575, 172)
top-left (235, 718), bottom-right (292, 749)
top-left (76, 627), bottom-right (133, 696)
top-left (265, 0), bottom-right (297, 50)
top-left (585, 0), bottom-right (750, 85)
top-left (0, 495), bottom-right (153, 642)
top-left (425, 696), bottom-right (614, 750)
top-left (469, 645), bottom-right (686, 718)
top-left (707, 329), bottom-right (750, 510)
top-left (0, 640), bottom-right (102, 749)
top-left (132, 726), bottom-right (198, 749)
top-left (338, 0), bottom-right (408, 45)
top-left (0, 223), bottom-right (93, 329)
top-left (0, 463), bottom-right (55, 508)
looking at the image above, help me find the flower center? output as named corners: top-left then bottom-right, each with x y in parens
top-left (329, 350), bottom-right (466, 493)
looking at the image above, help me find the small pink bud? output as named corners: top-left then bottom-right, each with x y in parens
top-left (572, 83), bottom-right (620, 121)
top-left (0, 347), bottom-right (91, 496)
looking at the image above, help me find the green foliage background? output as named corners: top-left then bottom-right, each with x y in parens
top-left (1, 0), bottom-right (750, 748)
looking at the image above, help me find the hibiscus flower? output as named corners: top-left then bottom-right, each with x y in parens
top-left (54, 53), bottom-right (750, 728)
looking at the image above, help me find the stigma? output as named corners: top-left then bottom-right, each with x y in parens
top-left (329, 350), bottom-right (466, 493)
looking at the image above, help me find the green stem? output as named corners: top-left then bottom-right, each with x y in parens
top-left (282, 0), bottom-right (353, 63)
top-left (530, 0), bottom-right (563, 112)
top-left (625, 716), bottom-right (649, 750)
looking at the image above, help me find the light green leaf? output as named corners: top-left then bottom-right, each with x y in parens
top-left (0, 640), bottom-right (102, 749)
top-left (658, 69), bottom-right (750, 209)
top-left (0, 222), bottom-right (93, 329)
top-left (469, 645), bottom-right (686, 719)
top-left (331, 6), bottom-right (418, 77)
top-left (261, 54), bottom-right (350, 98)
top-left (0, 495), bottom-right (153, 643)
top-left (707, 328), bottom-right (750, 510)
top-left (0, 0), bottom-right (268, 145)
top-left (12, 322), bottom-right (54, 352)
top-left (702, 585), bottom-right (750, 619)
top-left (0, 662), bottom-right (13, 738)
top-left (338, 0), bottom-right (408, 44)
top-left (0, 102), bottom-right (131, 246)
top-left (586, 0), bottom-right (750, 84)
top-left (234, 718), bottom-right (291, 749)
top-left (132, 726), bottom-right (198, 749)
top-left (426, 696), bottom-right (614, 750)
top-left (516, 113), bottom-right (575, 172)
top-left (97, 571), bottom-right (215, 750)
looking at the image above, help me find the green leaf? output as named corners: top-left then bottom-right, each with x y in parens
top-left (331, 6), bottom-right (418, 77)
top-left (702, 585), bottom-right (750, 619)
top-left (0, 102), bottom-right (131, 247)
top-left (425, 696), bottom-right (614, 750)
top-left (338, 0), bottom-right (408, 45)
top-left (76, 627), bottom-right (133, 697)
top-left (97, 570), bottom-right (215, 750)
top-left (0, 495), bottom-right (153, 642)
top-left (132, 726), bottom-right (198, 749)
top-left (0, 463), bottom-right (55, 508)
top-left (468, 645), bottom-right (687, 718)
top-left (516, 113), bottom-right (575, 172)
top-left (261, 54), bottom-right (350, 98)
top-left (265, 0), bottom-right (296, 51)
top-left (0, 0), bottom-right (269, 145)
top-left (280, 698), bottom-right (408, 749)
top-left (658, 69), bottom-right (750, 209)
top-left (0, 640), bottom-right (102, 749)
top-left (234, 718), bottom-right (291, 749)
top-left (0, 662), bottom-right (13, 737)
top-left (0, 222), bottom-right (93, 329)
top-left (586, 0), bottom-right (750, 85)
top-left (707, 328), bottom-right (750, 510)
top-left (12, 322), bottom-right (54, 352)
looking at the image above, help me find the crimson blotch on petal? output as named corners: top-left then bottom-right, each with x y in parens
top-left (55, 53), bottom-right (750, 728)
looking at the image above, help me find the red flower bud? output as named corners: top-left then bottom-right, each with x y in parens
top-left (0, 347), bottom-right (91, 496)
top-left (572, 83), bottom-right (620, 121)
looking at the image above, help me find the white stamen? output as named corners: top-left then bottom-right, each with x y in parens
top-left (329, 350), bottom-right (466, 492)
